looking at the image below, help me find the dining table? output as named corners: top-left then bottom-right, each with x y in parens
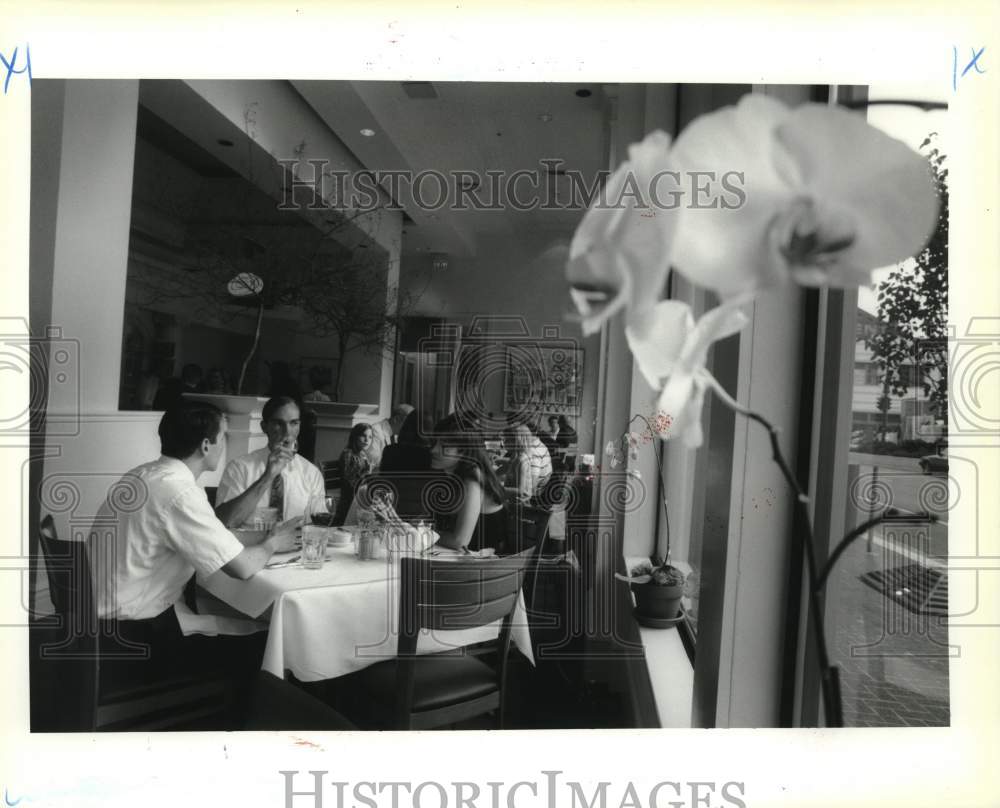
top-left (198, 541), bottom-right (535, 683)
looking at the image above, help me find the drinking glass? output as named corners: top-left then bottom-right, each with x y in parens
top-left (300, 524), bottom-right (329, 569)
top-left (306, 494), bottom-right (335, 527)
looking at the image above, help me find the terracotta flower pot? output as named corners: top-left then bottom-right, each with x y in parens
top-left (632, 581), bottom-right (683, 624)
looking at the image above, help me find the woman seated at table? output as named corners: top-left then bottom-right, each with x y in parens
top-left (336, 423), bottom-right (376, 524)
top-left (428, 413), bottom-right (508, 553)
top-left (503, 423), bottom-right (545, 502)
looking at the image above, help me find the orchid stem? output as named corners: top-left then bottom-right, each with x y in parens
top-left (706, 375), bottom-right (843, 728)
top-left (626, 414), bottom-right (671, 566)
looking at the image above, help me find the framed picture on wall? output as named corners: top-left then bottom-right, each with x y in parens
top-left (504, 344), bottom-right (583, 416)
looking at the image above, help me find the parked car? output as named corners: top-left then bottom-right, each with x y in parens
top-left (919, 454), bottom-right (949, 474)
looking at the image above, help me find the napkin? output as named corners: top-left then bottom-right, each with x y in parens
top-left (174, 597), bottom-right (268, 636)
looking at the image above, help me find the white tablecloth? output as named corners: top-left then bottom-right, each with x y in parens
top-left (199, 546), bottom-right (534, 682)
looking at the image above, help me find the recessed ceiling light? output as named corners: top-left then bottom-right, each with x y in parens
top-left (360, 128), bottom-right (376, 137)
top-left (575, 88), bottom-right (592, 98)
top-left (217, 138), bottom-right (234, 147)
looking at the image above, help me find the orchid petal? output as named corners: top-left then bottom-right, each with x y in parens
top-left (625, 300), bottom-right (693, 388)
top-left (669, 95), bottom-right (798, 298)
top-left (678, 299), bottom-right (750, 371)
top-left (655, 370), bottom-right (706, 448)
top-left (567, 131), bottom-right (678, 334)
top-left (776, 103), bottom-right (939, 277)
top-left (567, 251), bottom-right (632, 336)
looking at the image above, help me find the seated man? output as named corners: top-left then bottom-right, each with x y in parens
top-left (214, 396), bottom-right (325, 527)
top-left (88, 401), bottom-right (295, 687)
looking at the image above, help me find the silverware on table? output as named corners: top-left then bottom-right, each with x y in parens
top-left (266, 555), bottom-right (300, 569)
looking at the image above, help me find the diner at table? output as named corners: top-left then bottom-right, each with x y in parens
top-left (215, 396), bottom-right (326, 528)
top-left (86, 401), bottom-right (299, 723)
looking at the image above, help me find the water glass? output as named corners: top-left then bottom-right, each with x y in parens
top-left (252, 507), bottom-right (279, 531)
top-left (301, 524), bottom-right (329, 569)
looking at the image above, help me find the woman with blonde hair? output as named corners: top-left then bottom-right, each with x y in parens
top-left (504, 424), bottom-right (537, 502)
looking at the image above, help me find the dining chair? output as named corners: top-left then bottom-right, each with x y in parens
top-left (321, 459), bottom-right (343, 492)
top-left (505, 504), bottom-right (552, 609)
top-left (355, 551), bottom-right (534, 730)
top-left (243, 671), bottom-right (356, 730)
top-left (36, 514), bottom-right (231, 731)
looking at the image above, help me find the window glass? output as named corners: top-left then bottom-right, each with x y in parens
top-left (824, 87), bottom-right (950, 727)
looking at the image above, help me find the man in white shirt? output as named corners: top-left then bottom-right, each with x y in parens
top-left (215, 396), bottom-right (326, 527)
top-left (89, 401), bottom-right (295, 704)
top-left (367, 403), bottom-right (415, 467)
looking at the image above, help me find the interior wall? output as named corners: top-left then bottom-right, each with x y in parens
top-left (399, 231), bottom-right (599, 452)
top-left (30, 80), bottom-right (144, 616)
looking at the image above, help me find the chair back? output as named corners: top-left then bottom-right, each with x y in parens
top-left (39, 514), bottom-right (98, 637)
top-left (506, 504), bottom-right (552, 557)
top-left (367, 471), bottom-right (435, 523)
top-left (37, 515), bottom-right (100, 730)
top-left (398, 554), bottom-right (531, 646)
top-left (321, 459), bottom-right (344, 492)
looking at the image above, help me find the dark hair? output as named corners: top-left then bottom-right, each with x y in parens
top-left (431, 414), bottom-right (505, 506)
top-left (181, 363), bottom-right (203, 385)
top-left (262, 396), bottom-right (299, 423)
top-left (307, 366), bottom-right (326, 387)
top-left (397, 409), bottom-right (428, 448)
top-left (159, 401), bottom-right (223, 459)
top-left (348, 422), bottom-right (373, 453)
top-left (548, 415), bottom-right (560, 427)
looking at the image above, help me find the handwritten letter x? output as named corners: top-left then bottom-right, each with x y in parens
top-left (0, 45), bottom-right (32, 95)
top-left (953, 46), bottom-right (987, 91)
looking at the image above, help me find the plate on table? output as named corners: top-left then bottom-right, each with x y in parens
top-left (293, 527), bottom-right (354, 549)
top-left (327, 528), bottom-right (353, 547)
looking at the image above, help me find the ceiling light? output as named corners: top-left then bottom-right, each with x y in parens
top-left (360, 128), bottom-right (376, 137)
top-left (538, 113), bottom-right (553, 123)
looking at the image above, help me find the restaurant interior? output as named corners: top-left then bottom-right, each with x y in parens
top-left (27, 79), bottom-right (950, 732)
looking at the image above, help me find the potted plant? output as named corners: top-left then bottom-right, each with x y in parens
top-left (627, 560), bottom-right (686, 626)
top-left (609, 416), bottom-right (688, 628)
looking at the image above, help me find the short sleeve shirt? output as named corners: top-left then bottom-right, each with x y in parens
top-left (89, 456), bottom-right (245, 620)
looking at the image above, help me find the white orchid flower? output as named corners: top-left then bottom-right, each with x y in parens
top-left (669, 95), bottom-right (939, 298)
top-left (566, 131), bottom-right (677, 336)
top-left (627, 300), bottom-right (750, 448)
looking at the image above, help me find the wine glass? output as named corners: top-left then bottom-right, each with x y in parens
top-left (306, 494), bottom-right (335, 527)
